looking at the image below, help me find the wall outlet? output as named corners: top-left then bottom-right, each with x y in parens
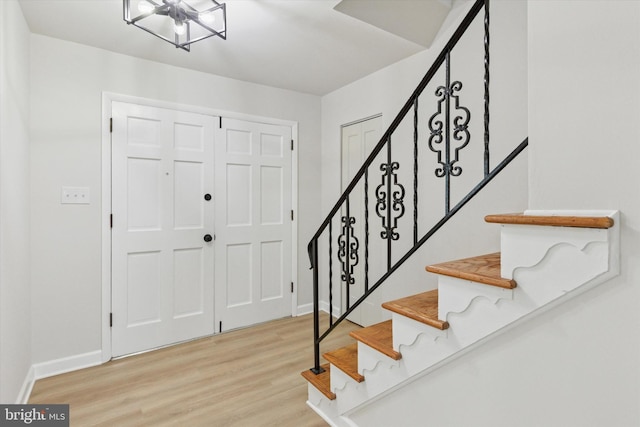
top-left (61, 187), bottom-right (90, 204)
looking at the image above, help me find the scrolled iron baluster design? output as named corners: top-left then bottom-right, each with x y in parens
top-left (337, 215), bottom-right (359, 286)
top-left (427, 87), bottom-right (447, 178)
top-left (428, 82), bottom-right (470, 177)
top-left (450, 81), bottom-right (471, 177)
top-left (427, 50), bottom-right (471, 213)
top-left (375, 169), bottom-right (388, 220)
top-left (364, 170), bottom-right (369, 292)
top-left (375, 161), bottom-right (405, 241)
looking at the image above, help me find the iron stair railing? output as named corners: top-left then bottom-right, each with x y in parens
top-left (307, 0), bottom-right (528, 375)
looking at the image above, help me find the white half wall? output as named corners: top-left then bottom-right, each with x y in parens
top-left (29, 35), bottom-right (321, 365)
top-left (526, 1), bottom-right (640, 423)
top-left (0, 0), bottom-right (32, 403)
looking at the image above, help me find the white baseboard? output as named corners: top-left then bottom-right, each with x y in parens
top-left (33, 350), bottom-right (102, 382)
top-left (297, 302), bottom-right (342, 317)
top-left (320, 301), bottom-right (342, 319)
top-left (297, 303), bottom-right (313, 316)
top-left (16, 366), bottom-right (35, 404)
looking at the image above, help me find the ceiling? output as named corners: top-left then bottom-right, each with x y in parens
top-left (18, 0), bottom-right (453, 96)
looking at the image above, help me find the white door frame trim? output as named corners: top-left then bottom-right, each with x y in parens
top-left (101, 92), bottom-right (299, 363)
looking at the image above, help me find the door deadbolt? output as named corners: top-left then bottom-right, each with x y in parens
top-left (204, 193), bottom-right (212, 201)
top-left (204, 234), bottom-right (213, 242)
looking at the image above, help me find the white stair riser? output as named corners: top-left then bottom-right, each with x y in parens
top-left (356, 341), bottom-right (400, 375)
top-left (391, 313), bottom-right (447, 351)
top-left (501, 210), bottom-right (619, 279)
top-left (438, 276), bottom-right (513, 320)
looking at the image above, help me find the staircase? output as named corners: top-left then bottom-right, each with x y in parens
top-left (302, 210), bottom-right (619, 426)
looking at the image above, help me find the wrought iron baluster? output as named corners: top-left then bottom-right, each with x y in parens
top-left (364, 169), bottom-right (369, 293)
top-left (311, 238), bottom-right (323, 374)
top-left (413, 97), bottom-right (419, 245)
top-left (329, 220), bottom-right (333, 327)
top-left (484, 0), bottom-right (491, 176)
top-left (386, 140), bottom-right (392, 270)
top-left (337, 197), bottom-right (359, 311)
top-left (345, 197), bottom-right (350, 310)
top-left (428, 50), bottom-right (470, 214)
top-left (374, 137), bottom-right (406, 271)
top-left (445, 51), bottom-right (451, 213)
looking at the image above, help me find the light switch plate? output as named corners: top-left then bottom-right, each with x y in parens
top-left (61, 187), bottom-right (90, 204)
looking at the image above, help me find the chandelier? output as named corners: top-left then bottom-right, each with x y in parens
top-left (123, 0), bottom-right (227, 52)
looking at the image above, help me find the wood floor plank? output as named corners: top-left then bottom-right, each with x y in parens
top-left (29, 313), bottom-right (359, 426)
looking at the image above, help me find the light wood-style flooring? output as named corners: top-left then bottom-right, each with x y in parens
top-left (29, 313), bottom-right (360, 426)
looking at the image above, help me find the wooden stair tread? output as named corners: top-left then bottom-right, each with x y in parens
top-left (323, 343), bottom-right (364, 383)
top-left (301, 364), bottom-right (335, 400)
top-left (485, 212), bottom-right (614, 229)
top-left (382, 290), bottom-right (449, 330)
top-left (426, 252), bottom-right (516, 289)
top-left (349, 320), bottom-right (401, 361)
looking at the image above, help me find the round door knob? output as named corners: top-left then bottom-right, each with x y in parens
top-left (204, 193), bottom-right (212, 201)
top-left (204, 234), bottom-right (213, 242)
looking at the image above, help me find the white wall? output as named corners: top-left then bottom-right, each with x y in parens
top-left (348, 2), bottom-right (640, 426)
top-left (29, 35), bottom-right (321, 365)
top-left (0, 0), bottom-right (32, 403)
top-left (526, 1), bottom-right (640, 423)
top-left (318, 0), bottom-right (528, 316)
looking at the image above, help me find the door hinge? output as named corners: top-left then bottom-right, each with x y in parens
top-left (110, 313), bottom-right (113, 327)
top-left (291, 210), bottom-right (294, 221)
top-left (291, 282), bottom-right (294, 293)
top-left (110, 214), bottom-right (113, 229)
top-left (219, 321), bottom-right (222, 333)
top-left (219, 117), bottom-right (222, 129)
top-left (291, 139), bottom-right (294, 151)
top-left (110, 118), bottom-right (113, 133)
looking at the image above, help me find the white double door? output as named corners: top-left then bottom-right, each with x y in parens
top-left (111, 102), bottom-right (292, 357)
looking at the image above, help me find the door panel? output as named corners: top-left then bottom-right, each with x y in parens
top-left (215, 118), bottom-right (292, 331)
top-left (112, 102), bottom-right (215, 357)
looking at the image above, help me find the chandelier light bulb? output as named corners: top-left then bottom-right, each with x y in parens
top-left (174, 21), bottom-right (186, 35)
top-left (137, 0), bottom-right (154, 13)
